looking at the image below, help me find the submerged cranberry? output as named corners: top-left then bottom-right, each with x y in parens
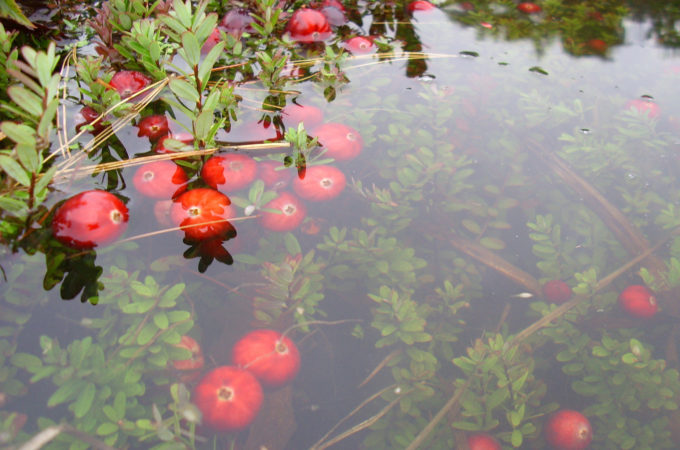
top-left (260, 192), bottom-right (307, 232)
top-left (110, 70), bottom-right (152, 99)
top-left (137, 115), bottom-right (169, 141)
top-left (343, 36), bottom-right (376, 55)
top-left (626, 98), bottom-right (660, 118)
top-left (257, 160), bottom-right (293, 189)
top-left (52, 190), bottom-right (129, 249)
top-left (281, 103), bottom-right (324, 130)
top-left (618, 284), bottom-right (658, 318)
top-left (75, 106), bottom-right (108, 134)
top-left (286, 8), bottom-right (332, 43)
top-left (293, 165), bottom-right (346, 202)
top-left (544, 409), bottom-right (592, 450)
top-left (542, 280), bottom-right (573, 304)
top-left (318, 0), bottom-right (346, 26)
top-left (313, 123), bottom-right (363, 161)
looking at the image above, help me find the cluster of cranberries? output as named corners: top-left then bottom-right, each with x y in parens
top-left (172, 329), bottom-right (300, 431)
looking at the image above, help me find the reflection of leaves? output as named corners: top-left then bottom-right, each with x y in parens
top-left (182, 236), bottom-right (234, 273)
top-left (43, 248), bottom-right (103, 304)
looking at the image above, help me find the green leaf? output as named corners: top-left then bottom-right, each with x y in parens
top-left (47, 379), bottom-right (82, 407)
top-left (160, 283), bottom-right (185, 307)
top-left (96, 422), bottom-right (119, 436)
top-left (511, 429), bottom-right (523, 447)
top-left (194, 110), bottom-right (213, 141)
top-left (153, 312), bottom-right (169, 330)
top-left (480, 237), bottom-right (505, 250)
top-left (0, 0), bottom-right (35, 29)
top-left (451, 421), bottom-right (482, 431)
top-left (137, 323), bottom-right (158, 346)
top-left (169, 78), bottom-right (199, 104)
top-left (16, 144), bottom-right (40, 175)
top-left (0, 155), bottom-right (31, 186)
top-left (198, 41), bottom-right (225, 88)
top-left (7, 86), bottom-right (42, 117)
top-left (11, 352), bottom-right (42, 371)
top-left (72, 382), bottom-right (96, 418)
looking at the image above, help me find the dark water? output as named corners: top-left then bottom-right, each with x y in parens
top-left (3, 1), bottom-right (680, 449)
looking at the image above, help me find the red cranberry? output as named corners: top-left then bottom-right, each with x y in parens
top-left (137, 115), bottom-right (169, 141)
top-left (343, 36), bottom-right (376, 55)
top-left (286, 8), bottom-right (332, 43)
top-left (407, 1), bottom-right (436, 12)
top-left (626, 98), bottom-right (660, 118)
top-left (75, 106), bottom-right (108, 134)
top-left (313, 123), bottom-right (363, 161)
top-left (542, 280), bottom-right (573, 304)
top-left (545, 409), bottom-right (592, 450)
top-left (517, 2), bottom-right (542, 14)
top-left (110, 70), bottom-right (152, 99)
top-left (258, 160), bottom-right (293, 189)
top-left (154, 133), bottom-right (195, 154)
top-left (318, 0), bottom-right (346, 26)
top-left (281, 104), bottom-right (324, 131)
top-left (618, 284), bottom-right (658, 318)
top-left (52, 190), bottom-right (129, 249)
top-left (467, 432), bottom-right (502, 450)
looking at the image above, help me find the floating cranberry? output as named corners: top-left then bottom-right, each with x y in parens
top-left (286, 8), bottom-right (332, 43)
top-left (258, 160), bottom-right (293, 189)
top-left (626, 98), bottom-right (660, 118)
top-left (542, 280), bottom-right (573, 304)
top-left (232, 329), bottom-right (301, 388)
top-left (343, 36), bottom-right (376, 55)
top-left (202, 154), bottom-right (258, 193)
top-left (52, 190), bottom-right (129, 249)
top-left (137, 115), bottom-right (169, 141)
top-left (281, 103), bottom-right (324, 131)
top-left (407, 1), bottom-right (436, 12)
top-left (517, 2), bottom-right (542, 14)
top-left (172, 335), bottom-right (205, 372)
top-left (132, 160), bottom-right (188, 199)
top-left (260, 191), bottom-right (306, 232)
top-left (110, 70), bottom-right (152, 99)
top-left (313, 123), bottom-right (363, 161)
top-left (618, 284), bottom-right (658, 318)
top-left (194, 366), bottom-right (263, 431)
top-left (293, 165), bottom-right (346, 201)
top-left (545, 409), bottom-right (592, 450)
top-left (75, 106), bottom-right (108, 134)
top-left (467, 433), bottom-right (502, 450)
top-left (170, 188), bottom-right (235, 240)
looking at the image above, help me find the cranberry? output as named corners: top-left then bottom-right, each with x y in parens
top-left (137, 115), bottom-right (169, 141)
top-left (467, 433), bottom-right (502, 450)
top-left (318, 0), bottom-right (346, 26)
top-left (586, 38), bottom-right (608, 53)
top-left (109, 70), bottom-right (152, 99)
top-left (257, 160), bottom-right (293, 189)
top-left (132, 160), bottom-right (188, 199)
top-left (201, 154), bottom-right (258, 193)
top-left (313, 123), bottom-right (363, 161)
top-left (193, 366), bottom-right (263, 431)
top-left (281, 103), bottom-right (324, 131)
top-left (407, 1), bottom-right (436, 12)
top-left (259, 191), bottom-right (306, 232)
top-left (626, 98), bottom-right (660, 118)
top-left (544, 409), bottom-right (592, 450)
top-left (542, 280), bottom-right (573, 304)
top-left (232, 329), bottom-right (301, 387)
top-left (75, 106), bottom-right (108, 134)
top-left (52, 190), bottom-right (129, 249)
top-left (293, 165), bottom-right (346, 201)
top-left (170, 188), bottom-right (235, 241)
top-left (286, 8), bottom-right (332, 43)
top-left (517, 2), bottom-right (542, 14)
top-left (618, 284), bottom-right (658, 318)
top-left (343, 36), bottom-right (376, 55)
top-left (202, 28), bottom-right (222, 54)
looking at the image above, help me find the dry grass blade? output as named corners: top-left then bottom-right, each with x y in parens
top-left (450, 233), bottom-right (543, 295)
top-left (310, 385), bottom-right (408, 450)
top-left (357, 348), bottom-right (402, 388)
top-left (115, 215), bottom-right (256, 245)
